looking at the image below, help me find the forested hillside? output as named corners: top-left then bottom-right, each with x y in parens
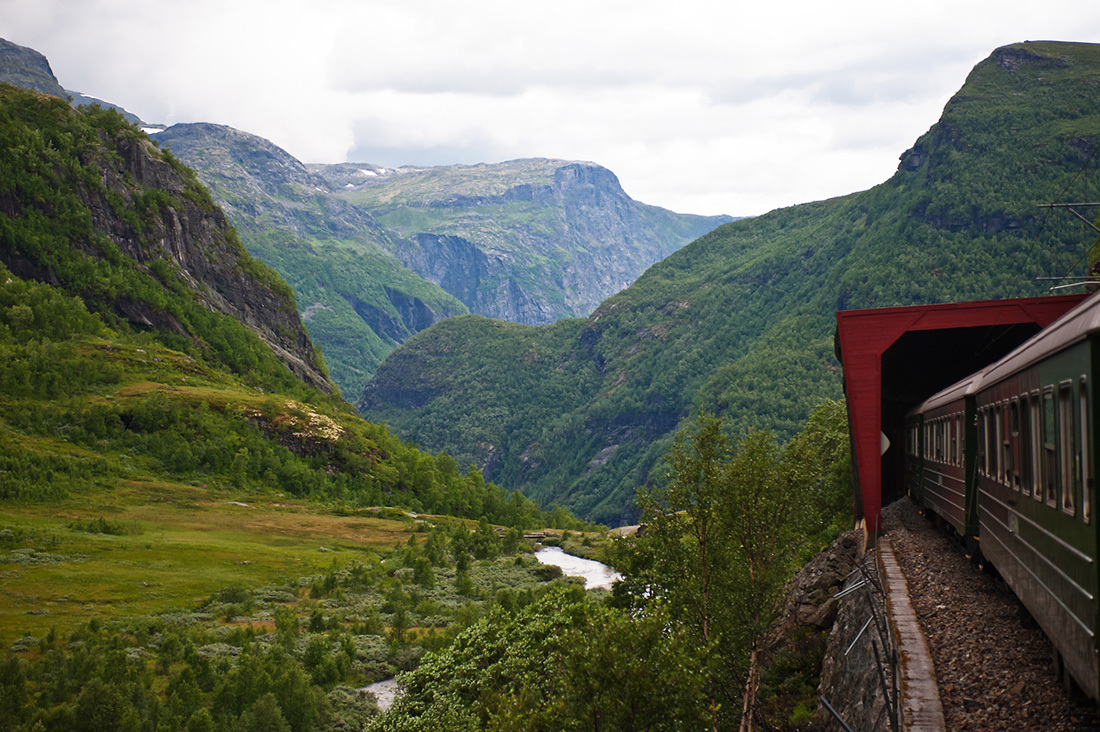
top-left (0, 81), bottom-right (585, 524)
top-left (360, 41), bottom-right (1100, 525)
top-left (153, 123), bottom-right (470, 400)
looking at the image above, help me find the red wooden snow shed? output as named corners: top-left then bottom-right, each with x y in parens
top-left (835, 294), bottom-right (1088, 534)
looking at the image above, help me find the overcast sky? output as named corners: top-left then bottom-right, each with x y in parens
top-left (2, 1), bottom-right (1099, 217)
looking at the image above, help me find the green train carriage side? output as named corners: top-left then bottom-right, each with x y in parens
top-left (905, 371), bottom-right (983, 544)
top-left (904, 291), bottom-right (1100, 699)
top-left (970, 295), bottom-right (1100, 700)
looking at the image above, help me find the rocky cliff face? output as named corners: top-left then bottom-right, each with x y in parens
top-left (0, 37), bottom-right (145, 125)
top-left (0, 87), bottom-right (332, 393)
top-left (396, 232), bottom-right (555, 323)
top-left (330, 158), bottom-right (734, 325)
top-left (155, 123), bottom-right (388, 241)
top-left (154, 122), bottom-right (468, 398)
top-left (102, 137), bottom-right (332, 391)
top-left (0, 38), bottom-right (66, 98)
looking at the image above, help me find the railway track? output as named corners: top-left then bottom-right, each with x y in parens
top-left (882, 498), bottom-right (1099, 730)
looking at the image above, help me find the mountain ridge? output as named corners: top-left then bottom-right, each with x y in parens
top-left (0, 37), bottom-right (733, 399)
top-left (334, 157), bottom-right (733, 324)
top-left (155, 121), bottom-right (731, 396)
top-left (358, 40), bottom-right (1100, 525)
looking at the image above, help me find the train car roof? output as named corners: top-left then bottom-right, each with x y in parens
top-left (981, 289), bottom-right (1100, 387)
top-left (907, 367), bottom-right (988, 419)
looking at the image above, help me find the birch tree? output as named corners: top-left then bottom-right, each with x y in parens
top-left (635, 413), bottom-right (805, 732)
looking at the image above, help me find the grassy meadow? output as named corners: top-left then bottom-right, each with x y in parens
top-left (0, 489), bottom-right (424, 647)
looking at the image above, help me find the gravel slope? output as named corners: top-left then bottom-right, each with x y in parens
top-left (882, 499), bottom-right (1099, 731)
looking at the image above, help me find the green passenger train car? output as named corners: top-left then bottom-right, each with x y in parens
top-left (905, 370), bottom-right (983, 545)
top-left (905, 292), bottom-right (1100, 700)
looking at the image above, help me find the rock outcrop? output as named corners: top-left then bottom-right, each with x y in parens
top-left (332, 158), bottom-right (734, 325)
top-left (0, 38), bottom-right (66, 98)
top-left (0, 86), bottom-right (332, 393)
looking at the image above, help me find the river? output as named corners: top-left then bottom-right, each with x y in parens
top-left (534, 546), bottom-right (621, 590)
top-left (363, 547), bottom-right (620, 712)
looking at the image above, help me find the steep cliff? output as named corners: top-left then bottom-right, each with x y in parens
top-left (0, 37), bottom-right (145, 125)
top-left (0, 83), bottom-right (332, 393)
top-left (0, 38), bottom-right (66, 98)
top-left (155, 123), bottom-right (468, 398)
top-left (327, 158), bottom-right (734, 324)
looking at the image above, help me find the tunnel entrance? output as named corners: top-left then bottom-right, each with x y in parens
top-left (835, 294), bottom-right (1087, 531)
top-left (879, 322), bottom-right (1042, 507)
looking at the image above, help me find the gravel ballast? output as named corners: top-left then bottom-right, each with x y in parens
top-left (881, 499), bottom-right (1099, 731)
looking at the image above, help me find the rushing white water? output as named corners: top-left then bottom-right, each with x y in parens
top-left (362, 678), bottom-right (400, 711)
top-left (534, 546), bottom-right (621, 590)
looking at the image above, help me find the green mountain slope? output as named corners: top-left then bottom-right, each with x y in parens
top-left (0, 81), bottom-right (583, 530)
top-left (154, 123), bottom-right (470, 400)
top-left (156, 120), bottom-right (729, 399)
top-left (359, 41), bottom-right (1100, 525)
top-left (328, 158), bottom-right (733, 324)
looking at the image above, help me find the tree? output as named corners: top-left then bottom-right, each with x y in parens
top-left (635, 412), bottom-right (737, 731)
top-left (722, 431), bottom-right (803, 732)
top-left (633, 412), bottom-right (807, 732)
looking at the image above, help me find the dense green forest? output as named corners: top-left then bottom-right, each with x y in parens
top-left (372, 403), bottom-right (852, 731)
top-left (360, 41), bottom-right (1100, 526)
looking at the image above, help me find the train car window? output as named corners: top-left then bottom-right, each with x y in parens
top-left (950, 416), bottom-right (958, 467)
top-left (950, 413), bottom-right (959, 464)
top-left (1009, 400), bottom-right (1020, 490)
top-left (936, 418), bottom-right (943, 462)
top-left (1044, 388), bottom-right (1057, 507)
top-left (1080, 379), bottom-right (1091, 524)
top-left (1031, 393), bottom-right (1043, 501)
top-left (942, 418), bottom-right (948, 463)
top-left (994, 404), bottom-right (1004, 483)
top-left (988, 407), bottom-right (997, 479)
top-left (1020, 395), bottom-right (1032, 496)
top-left (941, 418), bottom-right (948, 463)
top-left (1060, 383), bottom-right (1075, 516)
top-left (981, 407), bottom-right (990, 477)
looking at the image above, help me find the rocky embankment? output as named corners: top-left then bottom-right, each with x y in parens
top-left (767, 499), bottom-right (1100, 730)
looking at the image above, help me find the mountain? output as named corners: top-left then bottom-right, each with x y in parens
top-left (320, 158), bottom-right (734, 324)
top-left (154, 123), bottom-right (470, 399)
top-left (0, 37), bottom-right (145, 125)
top-left (0, 35), bottom-right (730, 412)
top-left (156, 126), bottom-right (729, 399)
top-left (358, 41), bottom-right (1100, 525)
top-left (0, 85), bottom-right (332, 394)
top-left (0, 37), bottom-right (66, 98)
top-left (0, 79), bottom-right (584, 530)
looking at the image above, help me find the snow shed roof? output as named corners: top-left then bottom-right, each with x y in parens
top-left (834, 294), bottom-right (1086, 533)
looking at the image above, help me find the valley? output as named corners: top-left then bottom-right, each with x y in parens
top-left (1, 31), bottom-right (1099, 732)
top-left (359, 40), bottom-right (1100, 525)
top-left (152, 125), bottom-right (730, 399)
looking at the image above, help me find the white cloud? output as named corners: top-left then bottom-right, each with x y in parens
top-left (2, 0), bottom-right (1100, 215)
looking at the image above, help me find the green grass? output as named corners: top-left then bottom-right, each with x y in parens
top-left (0, 492), bottom-right (420, 647)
